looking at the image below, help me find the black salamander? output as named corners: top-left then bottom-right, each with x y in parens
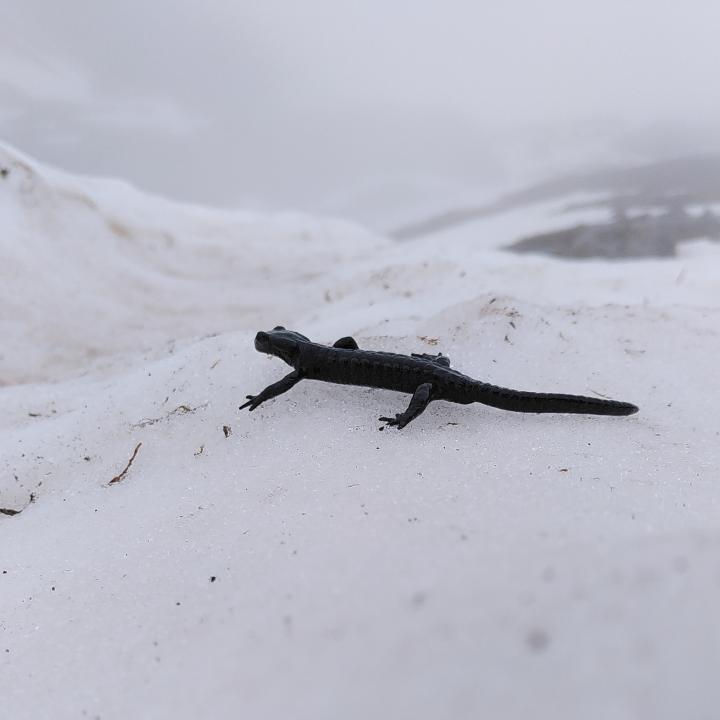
top-left (240, 327), bottom-right (638, 429)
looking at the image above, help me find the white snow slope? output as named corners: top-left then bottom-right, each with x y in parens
top-left (1, 143), bottom-right (720, 720)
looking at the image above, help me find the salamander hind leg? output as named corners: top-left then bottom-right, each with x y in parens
top-left (333, 336), bottom-right (359, 350)
top-left (379, 383), bottom-right (434, 429)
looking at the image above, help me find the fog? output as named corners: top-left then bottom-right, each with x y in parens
top-left (2, 0), bottom-right (719, 217)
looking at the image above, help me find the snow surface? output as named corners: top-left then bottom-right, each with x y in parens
top-left (1, 144), bottom-right (720, 720)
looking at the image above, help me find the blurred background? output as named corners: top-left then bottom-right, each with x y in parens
top-left (3, 0), bottom-right (720, 231)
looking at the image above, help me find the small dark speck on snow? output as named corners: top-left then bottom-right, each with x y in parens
top-left (411, 591), bottom-right (427, 608)
top-left (1, 493), bottom-right (35, 516)
top-left (526, 628), bottom-right (551, 653)
top-left (417, 335), bottom-right (439, 346)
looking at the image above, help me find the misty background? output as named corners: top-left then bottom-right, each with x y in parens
top-left (2, 0), bottom-right (719, 227)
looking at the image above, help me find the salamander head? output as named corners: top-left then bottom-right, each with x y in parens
top-left (254, 326), bottom-right (310, 365)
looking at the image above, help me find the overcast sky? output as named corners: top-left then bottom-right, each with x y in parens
top-left (2, 0), bottom-right (719, 215)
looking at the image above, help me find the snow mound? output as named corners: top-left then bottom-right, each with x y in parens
top-left (1, 143), bottom-right (719, 719)
top-left (0, 142), bottom-right (386, 384)
top-left (2, 301), bottom-right (719, 719)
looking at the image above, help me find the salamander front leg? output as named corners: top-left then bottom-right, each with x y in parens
top-left (379, 382), bottom-right (434, 429)
top-left (240, 370), bottom-right (302, 411)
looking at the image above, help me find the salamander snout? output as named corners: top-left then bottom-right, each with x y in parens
top-left (254, 331), bottom-right (271, 352)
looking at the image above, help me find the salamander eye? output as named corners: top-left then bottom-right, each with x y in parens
top-left (273, 325), bottom-right (286, 331)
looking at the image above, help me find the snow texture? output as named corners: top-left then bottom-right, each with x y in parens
top-left (1, 143), bottom-right (719, 720)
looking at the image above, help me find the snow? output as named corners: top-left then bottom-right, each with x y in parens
top-left (1, 143), bottom-right (720, 719)
top-left (0, 142), bottom-right (385, 384)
